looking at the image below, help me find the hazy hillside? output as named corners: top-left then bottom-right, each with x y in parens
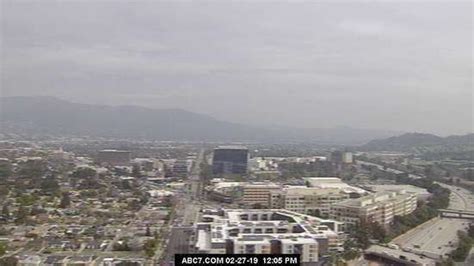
top-left (361, 132), bottom-right (474, 153)
top-left (0, 96), bottom-right (398, 144)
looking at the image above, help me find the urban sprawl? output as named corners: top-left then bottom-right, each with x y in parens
top-left (0, 140), bottom-right (473, 266)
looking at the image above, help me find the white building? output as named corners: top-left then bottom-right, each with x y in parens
top-left (194, 209), bottom-right (344, 264)
top-left (270, 186), bottom-right (350, 216)
top-left (364, 184), bottom-right (431, 201)
top-left (304, 177), bottom-right (367, 195)
top-left (330, 190), bottom-right (417, 229)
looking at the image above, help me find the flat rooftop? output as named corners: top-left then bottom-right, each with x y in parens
top-left (304, 177), bottom-right (367, 194)
top-left (215, 146), bottom-right (248, 150)
top-left (334, 190), bottom-right (414, 208)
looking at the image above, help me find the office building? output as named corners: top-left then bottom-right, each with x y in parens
top-left (212, 146), bottom-right (249, 175)
top-left (270, 187), bottom-right (350, 217)
top-left (241, 182), bottom-right (282, 207)
top-left (329, 190), bottom-right (417, 229)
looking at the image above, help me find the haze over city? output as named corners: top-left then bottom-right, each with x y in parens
top-left (1, 0), bottom-right (472, 136)
top-left (1, 1), bottom-right (474, 266)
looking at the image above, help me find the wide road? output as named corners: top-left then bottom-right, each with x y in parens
top-left (356, 160), bottom-right (423, 179)
top-left (437, 183), bottom-right (474, 211)
top-left (391, 183), bottom-right (474, 260)
top-left (392, 217), bottom-right (469, 258)
top-left (160, 149), bottom-right (206, 265)
top-left (162, 226), bottom-right (194, 265)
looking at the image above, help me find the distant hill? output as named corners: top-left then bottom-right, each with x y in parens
top-left (361, 132), bottom-right (474, 153)
top-left (0, 96), bottom-right (399, 144)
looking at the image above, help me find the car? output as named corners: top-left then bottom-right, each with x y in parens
top-left (388, 243), bottom-right (400, 250)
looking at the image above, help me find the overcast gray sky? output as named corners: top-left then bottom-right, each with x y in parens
top-left (1, 0), bottom-right (472, 135)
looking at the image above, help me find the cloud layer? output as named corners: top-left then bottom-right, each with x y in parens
top-left (1, 1), bottom-right (472, 135)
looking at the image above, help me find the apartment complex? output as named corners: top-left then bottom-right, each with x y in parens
top-left (194, 209), bottom-right (344, 265)
top-left (270, 187), bottom-right (350, 217)
top-left (329, 190), bottom-right (417, 229)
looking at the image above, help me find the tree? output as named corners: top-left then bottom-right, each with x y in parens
top-left (17, 160), bottom-right (47, 179)
top-left (343, 249), bottom-right (361, 261)
top-left (143, 239), bottom-right (156, 257)
top-left (0, 242), bottom-right (6, 256)
top-left (132, 164), bottom-right (142, 178)
top-left (451, 230), bottom-right (473, 262)
top-left (424, 166), bottom-right (434, 178)
top-left (370, 222), bottom-right (387, 242)
top-left (2, 204), bottom-right (10, 219)
top-left (59, 192), bottom-right (71, 208)
top-left (71, 167), bottom-right (97, 179)
top-left (0, 256), bottom-right (18, 266)
top-left (15, 205), bottom-right (29, 225)
top-left (0, 226), bottom-right (9, 236)
top-left (342, 239), bottom-right (361, 260)
top-left (40, 177), bottom-right (60, 195)
top-left (30, 204), bottom-right (46, 216)
top-left (113, 241), bottom-right (131, 251)
top-left (145, 225), bottom-right (151, 237)
top-left (439, 258), bottom-right (455, 266)
top-left (328, 252), bottom-right (346, 266)
top-left (0, 164), bottom-right (12, 179)
top-left (121, 180), bottom-right (131, 190)
top-left (352, 224), bottom-right (370, 249)
top-left (468, 224), bottom-right (474, 238)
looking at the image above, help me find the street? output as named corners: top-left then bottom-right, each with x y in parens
top-left (158, 149), bottom-right (206, 265)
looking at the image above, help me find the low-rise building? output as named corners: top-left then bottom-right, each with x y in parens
top-left (330, 190), bottom-right (417, 229)
top-left (270, 187), bottom-right (349, 217)
top-left (241, 182), bottom-right (282, 207)
top-left (194, 209), bottom-right (344, 264)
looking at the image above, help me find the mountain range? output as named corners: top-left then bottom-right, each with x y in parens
top-left (0, 96), bottom-right (405, 144)
top-left (361, 132), bottom-right (474, 152)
